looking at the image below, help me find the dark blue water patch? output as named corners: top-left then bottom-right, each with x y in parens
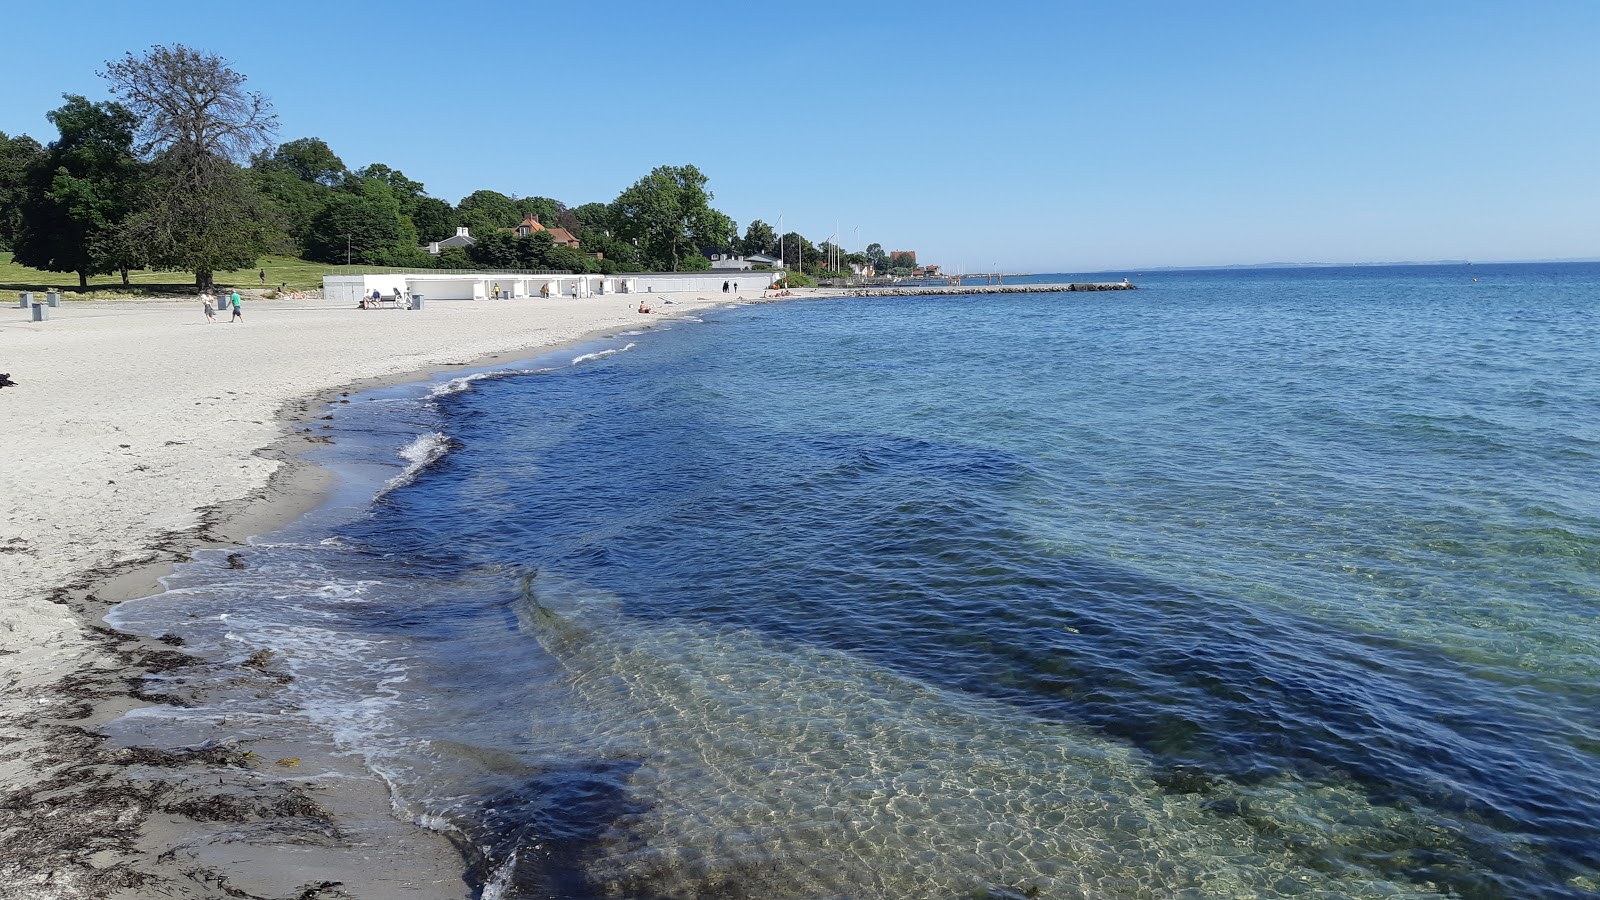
top-left (458, 759), bottom-right (648, 899)
top-left (333, 271), bottom-right (1600, 897)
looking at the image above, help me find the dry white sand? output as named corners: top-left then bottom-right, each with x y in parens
top-left (0, 290), bottom-right (753, 898)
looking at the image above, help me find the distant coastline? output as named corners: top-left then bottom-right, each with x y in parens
top-left (1137, 257), bottom-right (1600, 272)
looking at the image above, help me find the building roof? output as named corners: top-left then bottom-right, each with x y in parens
top-left (547, 227), bottom-right (579, 247)
top-left (513, 214), bottom-right (547, 236)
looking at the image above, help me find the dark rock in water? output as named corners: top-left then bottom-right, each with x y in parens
top-left (1202, 796), bottom-right (1251, 818)
top-left (0, 372), bottom-right (15, 388)
top-left (1153, 763), bottom-right (1218, 795)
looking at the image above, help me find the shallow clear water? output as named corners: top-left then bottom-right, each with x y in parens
top-left (112, 263), bottom-right (1600, 898)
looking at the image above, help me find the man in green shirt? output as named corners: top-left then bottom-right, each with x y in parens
top-left (230, 291), bottom-right (243, 322)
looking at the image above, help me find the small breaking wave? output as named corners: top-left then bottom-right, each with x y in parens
top-left (378, 432), bottom-right (454, 497)
top-left (427, 367), bottom-right (555, 401)
top-left (572, 342), bottom-right (636, 366)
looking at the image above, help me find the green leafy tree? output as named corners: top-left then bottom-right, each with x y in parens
top-left (741, 219), bottom-right (777, 257)
top-left (520, 231), bottom-right (556, 268)
top-left (103, 44), bottom-right (277, 291)
top-left (456, 189), bottom-right (519, 236)
top-left (571, 202), bottom-right (612, 236)
top-left (548, 245), bottom-right (599, 273)
top-left (267, 137), bottom-right (346, 185)
top-left (0, 132), bottom-right (44, 251)
top-left (610, 164), bottom-right (732, 271)
top-left (865, 243), bottom-right (886, 268)
top-left (12, 95), bottom-right (145, 287)
top-left (411, 196), bottom-right (455, 243)
top-left (778, 231), bottom-right (813, 269)
top-left (435, 246), bottom-right (471, 268)
top-left (514, 196), bottom-right (561, 228)
top-left (250, 146), bottom-right (334, 255)
top-left (467, 230), bottom-right (520, 268)
top-left (354, 164), bottom-right (423, 204)
top-left (305, 177), bottom-right (408, 264)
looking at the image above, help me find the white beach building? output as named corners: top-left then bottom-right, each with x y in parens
top-left (323, 269), bottom-right (783, 305)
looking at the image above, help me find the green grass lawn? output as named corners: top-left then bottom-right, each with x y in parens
top-left (0, 253), bottom-right (364, 299)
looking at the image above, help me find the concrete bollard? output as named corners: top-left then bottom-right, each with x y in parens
top-left (31, 302), bottom-right (48, 322)
top-left (45, 292), bottom-right (60, 307)
top-left (410, 294), bottom-right (424, 310)
top-left (18, 292), bottom-right (32, 308)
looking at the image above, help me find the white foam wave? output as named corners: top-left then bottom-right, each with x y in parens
top-left (378, 432), bottom-right (452, 497)
top-left (571, 342), bottom-right (636, 365)
top-left (480, 850), bottom-right (518, 900)
top-left (414, 812), bottom-right (461, 834)
top-left (427, 371), bottom-right (498, 400)
top-left (425, 367), bottom-right (550, 401)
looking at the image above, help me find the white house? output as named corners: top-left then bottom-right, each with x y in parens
top-left (708, 252), bottom-right (783, 271)
top-left (424, 226), bottom-right (477, 255)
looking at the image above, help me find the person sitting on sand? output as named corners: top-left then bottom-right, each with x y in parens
top-left (637, 300), bottom-right (653, 313)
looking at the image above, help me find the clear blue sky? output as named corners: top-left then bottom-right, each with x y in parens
top-left (4, 1), bottom-right (1596, 272)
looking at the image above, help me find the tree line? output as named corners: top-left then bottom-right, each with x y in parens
top-left (0, 44), bottom-right (912, 290)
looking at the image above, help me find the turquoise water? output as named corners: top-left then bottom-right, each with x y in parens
top-left (113, 263), bottom-right (1600, 898)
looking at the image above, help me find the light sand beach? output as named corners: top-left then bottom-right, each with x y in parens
top-left (0, 289), bottom-right (774, 899)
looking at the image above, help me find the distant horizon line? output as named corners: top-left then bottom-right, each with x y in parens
top-left (1028, 257), bottom-right (1600, 275)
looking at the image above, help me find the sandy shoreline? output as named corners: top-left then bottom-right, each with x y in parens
top-left (0, 289), bottom-right (797, 899)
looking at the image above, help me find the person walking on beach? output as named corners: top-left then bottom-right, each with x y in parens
top-left (259, 268), bottom-right (266, 285)
top-left (229, 290), bottom-right (243, 322)
top-left (202, 292), bottom-right (215, 322)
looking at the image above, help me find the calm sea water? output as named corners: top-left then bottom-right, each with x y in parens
top-left (111, 263), bottom-right (1600, 898)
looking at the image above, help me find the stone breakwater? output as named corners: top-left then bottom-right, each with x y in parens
top-left (833, 282), bottom-right (1136, 297)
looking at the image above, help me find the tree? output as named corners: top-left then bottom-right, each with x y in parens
top-left (571, 202), bottom-right (612, 236)
top-left (456, 189), bottom-right (519, 236)
top-left (466, 230), bottom-right (520, 268)
top-left (250, 164), bottom-right (327, 254)
top-left (741, 219), bottom-right (777, 257)
top-left (778, 231), bottom-right (813, 269)
top-left (352, 163), bottom-right (421, 201)
top-left (267, 137), bottom-right (345, 185)
top-left (0, 132), bottom-right (44, 251)
top-left (547, 245), bottom-right (598, 273)
top-left (103, 44), bottom-right (277, 290)
top-left (12, 95), bottom-right (145, 287)
top-left (251, 140), bottom-right (340, 254)
top-left (610, 164), bottom-right (732, 271)
top-left (519, 231), bottom-right (556, 268)
top-left (411, 196), bottom-right (455, 243)
top-left (514, 196), bottom-right (562, 228)
top-left (306, 190), bottom-right (399, 265)
top-left (865, 242), bottom-right (886, 269)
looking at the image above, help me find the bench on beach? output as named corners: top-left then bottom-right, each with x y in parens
top-left (359, 293), bottom-right (405, 309)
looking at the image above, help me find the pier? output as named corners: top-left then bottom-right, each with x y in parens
top-left (829, 282), bottom-right (1136, 298)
